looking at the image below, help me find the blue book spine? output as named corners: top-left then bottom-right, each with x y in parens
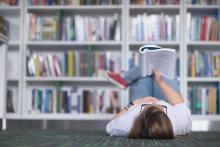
top-left (203, 52), bottom-right (208, 77)
top-left (37, 90), bottom-right (42, 113)
top-left (218, 82), bottom-right (220, 114)
top-left (44, 89), bottom-right (50, 113)
top-left (77, 95), bottom-right (81, 113)
top-left (32, 89), bottom-right (35, 112)
top-left (64, 52), bottom-right (68, 76)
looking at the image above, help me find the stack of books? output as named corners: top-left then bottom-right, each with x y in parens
top-left (187, 13), bottom-right (220, 41)
top-left (0, 0), bottom-right (18, 6)
top-left (28, 0), bottom-right (121, 6)
top-left (27, 51), bottom-right (121, 77)
top-left (130, 13), bottom-right (180, 42)
top-left (188, 50), bottom-right (220, 77)
top-left (188, 0), bottom-right (220, 5)
top-left (188, 84), bottom-right (220, 115)
top-left (130, 0), bottom-right (180, 5)
top-left (26, 86), bottom-right (121, 114)
top-left (29, 13), bottom-right (121, 41)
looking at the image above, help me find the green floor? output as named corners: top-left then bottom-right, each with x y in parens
top-left (0, 130), bottom-right (220, 147)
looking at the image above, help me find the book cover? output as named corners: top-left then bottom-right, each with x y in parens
top-left (139, 45), bottom-right (176, 79)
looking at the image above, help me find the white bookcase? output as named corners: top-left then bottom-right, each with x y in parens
top-left (0, 0), bottom-right (219, 127)
top-left (184, 1), bottom-right (220, 120)
top-left (0, 0), bottom-right (24, 121)
top-left (0, 32), bottom-right (8, 130)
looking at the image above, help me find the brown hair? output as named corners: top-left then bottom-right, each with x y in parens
top-left (128, 105), bottom-right (174, 139)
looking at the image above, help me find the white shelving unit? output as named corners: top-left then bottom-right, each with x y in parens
top-left (0, 32), bottom-right (8, 130)
top-left (0, 0), bottom-right (219, 127)
top-left (184, 1), bottom-right (220, 119)
top-left (20, 0), bottom-right (127, 121)
top-left (1, 0), bottom-right (23, 121)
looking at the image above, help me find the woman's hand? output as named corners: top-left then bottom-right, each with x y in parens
top-left (152, 69), bottom-right (163, 84)
top-left (133, 97), bottom-right (159, 105)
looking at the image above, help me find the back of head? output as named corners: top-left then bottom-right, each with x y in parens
top-left (128, 105), bottom-right (174, 139)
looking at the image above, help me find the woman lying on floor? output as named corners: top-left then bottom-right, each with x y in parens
top-left (106, 66), bottom-right (192, 139)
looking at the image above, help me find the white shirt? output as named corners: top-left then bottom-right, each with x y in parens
top-left (106, 100), bottom-right (192, 136)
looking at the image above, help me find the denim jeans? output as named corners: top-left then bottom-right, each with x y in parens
top-left (123, 66), bottom-right (180, 101)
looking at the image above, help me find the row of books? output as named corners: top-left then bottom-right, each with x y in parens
top-left (7, 87), bottom-right (18, 113)
top-left (188, 0), bottom-right (220, 5)
top-left (0, 0), bottom-right (18, 6)
top-left (0, 15), bottom-right (9, 38)
top-left (29, 13), bottom-right (121, 41)
top-left (27, 51), bottom-right (121, 77)
top-left (26, 86), bottom-right (121, 114)
top-left (130, 0), bottom-right (179, 5)
top-left (188, 50), bottom-right (220, 77)
top-left (28, 0), bottom-right (121, 5)
top-left (188, 84), bottom-right (220, 115)
top-left (187, 13), bottom-right (220, 41)
top-left (130, 13), bottom-right (180, 42)
top-left (61, 14), bottom-right (121, 41)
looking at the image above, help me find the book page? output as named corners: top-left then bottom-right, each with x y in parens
top-left (145, 49), bottom-right (176, 79)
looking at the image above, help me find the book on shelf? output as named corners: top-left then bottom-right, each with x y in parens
top-left (188, 50), bottom-right (220, 77)
top-left (187, 12), bottom-right (220, 41)
top-left (129, 45), bottom-right (176, 79)
top-left (29, 13), bottom-right (121, 42)
top-left (6, 87), bottom-right (18, 113)
top-left (28, 0), bottom-right (121, 6)
top-left (188, 0), bottom-right (220, 5)
top-left (130, 13), bottom-right (179, 42)
top-left (0, 15), bottom-right (9, 38)
top-left (0, 0), bottom-right (18, 6)
top-left (130, 0), bottom-right (180, 5)
top-left (27, 50), bottom-right (121, 77)
top-left (188, 84), bottom-right (220, 115)
top-left (29, 13), bottom-right (60, 41)
top-left (26, 86), bottom-right (121, 114)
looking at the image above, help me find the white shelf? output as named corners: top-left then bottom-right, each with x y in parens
top-left (27, 5), bottom-right (122, 11)
top-left (8, 41), bottom-right (19, 46)
top-left (7, 77), bottom-right (19, 81)
top-left (27, 41), bottom-right (122, 46)
top-left (187, 77), bottom-right (220, 82)
top-left (187, 41), bottom-right (220, 46)
top-left (0, 6), bottom-right (21, 12)
top-left (192, 115), bottom-right (220, 121)
top-left (25, 77), bottom-right (108, 82)
top-left (129, 5), bottom-right (180, 10)
top-left (14, 114), bottom-right (114, 120)
top-left (129, 41), bottom-right (180, 46)
top-left (5, 113), bottom-right (21, 119)
top-left (187, 5), bottom-right (220, 9)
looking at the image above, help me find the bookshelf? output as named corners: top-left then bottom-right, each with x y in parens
top-left (1, 0), bottom-right (23, 121)
top-left (20, 0), bottom-right (126, 120)
top-left (0, 0), bottom-right (219, 129)
top-left (0, 32), bottom-right (8, 130)
top-left (184, 0), bottom-right (220, 119)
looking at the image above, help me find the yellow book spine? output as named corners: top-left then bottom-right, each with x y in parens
top-left (68, 51), bottom-right (74, 76)
top-left (191, 52), bottom-right (196, 77)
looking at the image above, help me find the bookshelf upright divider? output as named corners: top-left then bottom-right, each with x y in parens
top-left (0, 33), bottom-right (8, 130)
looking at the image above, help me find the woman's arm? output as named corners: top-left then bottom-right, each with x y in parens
top-left (153, 70), bottom-right (184, 105)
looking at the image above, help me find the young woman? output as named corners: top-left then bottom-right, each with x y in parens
top-left (106, 66), bottom-right (192, 139)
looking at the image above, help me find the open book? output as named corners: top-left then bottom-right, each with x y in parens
top-left (139, 45), bottom-right (176, 79)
